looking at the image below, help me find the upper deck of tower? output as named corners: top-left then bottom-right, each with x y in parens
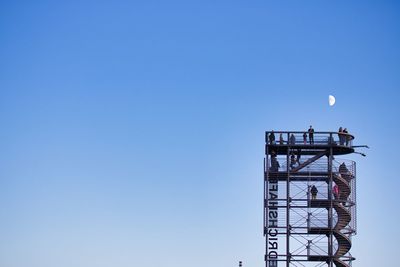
top-left (265, 131), bottom-right (355, 156)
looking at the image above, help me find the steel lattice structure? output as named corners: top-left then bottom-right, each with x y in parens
top-left (264, 131), bottom-right (357, 267)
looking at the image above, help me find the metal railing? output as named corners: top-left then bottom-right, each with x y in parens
top-left (266, 131), bottom-right (354, 148)
top-left (268, 155), bottom-right (355, 174)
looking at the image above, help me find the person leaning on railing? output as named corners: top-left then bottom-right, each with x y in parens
top-left (337, 127), bottom-right (352, 146)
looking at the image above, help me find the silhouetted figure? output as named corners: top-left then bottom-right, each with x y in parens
top-left (308, 126), bottom-right (314, 144)
top-left (303, 132), bottom-right (307, 144)
top-left (338, 127), bottom-right (344, 145)
top-left (290, 153), bottom-right (296, 169)
top-left (339, 163), bottom-right (348, 174)
top-left (270, 153), bottom-right (280, 172)
top-left (269, 131), bottom-right (276, 145)
top-left (279, 133), bottom-right (284, 145)
top-left (311, 185), bottom-right (318, 200)
top-left (290, 134), bottom-right (296, 145)
top-left (343, 128), bottom-right (349, 146)
top-left (296, 149), bottom-right (301, 164)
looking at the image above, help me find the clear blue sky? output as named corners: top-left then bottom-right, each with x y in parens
top-left (0, 1), bottom-right (399, 267)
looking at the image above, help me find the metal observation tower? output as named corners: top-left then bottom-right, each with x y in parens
top-left (264, 131), bottom-right (358, 267)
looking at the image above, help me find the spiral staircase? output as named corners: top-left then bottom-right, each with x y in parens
top-left (308, 171), bottom-right (354, 267)
top-left (332, 173), bottom-right (352, 267)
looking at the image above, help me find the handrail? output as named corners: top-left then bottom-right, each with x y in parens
top-left (265, 131), bottom-right (355, 140)
top-left (265, 131), bottom-right (355, 147)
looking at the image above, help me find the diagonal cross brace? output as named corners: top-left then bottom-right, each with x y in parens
top-left (291, 150), bottom-right (328, 173)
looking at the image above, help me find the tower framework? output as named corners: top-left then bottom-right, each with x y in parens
top-left (264, 131), bottom-right (357, 267)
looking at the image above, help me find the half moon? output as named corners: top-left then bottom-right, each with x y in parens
top-left (329, 95), bottom-right (336, 106)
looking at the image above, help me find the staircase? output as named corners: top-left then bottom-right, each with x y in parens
top-left (308, 172), bottom-right (353, 267)
top-left (332, 173), bottom-right (352, 267)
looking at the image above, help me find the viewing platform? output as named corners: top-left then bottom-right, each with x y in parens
top-left (265, 131), bottom-right (355, 156)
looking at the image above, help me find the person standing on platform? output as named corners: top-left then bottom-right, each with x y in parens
top-left (270, 152), bottom-right (280, 172)
top-left (343, 128), bottom-right (349, 146)
top-left (279, 133), bottom-right (284, 145)
top-left (311, 185), bottom-right (318, 200)
top-left (308, 126), bottom-right (314, 144)
top-left (269, 131), bottom-right (276, 145)
top-left (290, 133), bottom-right (296, 145)
top-left (338, 127), bottom-right (344, 145)
top-left (290, 153), bottom-right (296, 169)
top-left (303, 132), bottom-right (307, 144)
